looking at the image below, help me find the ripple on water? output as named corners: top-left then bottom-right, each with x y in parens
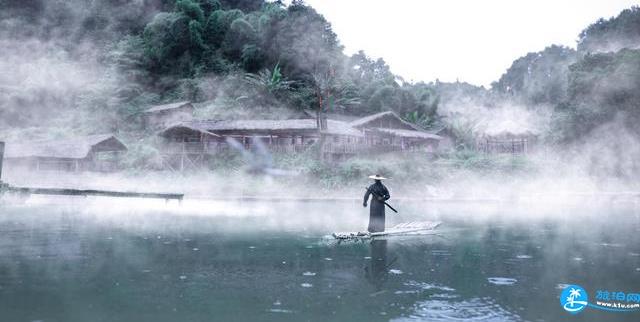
top-left (516, 255), bottom-right (532, 259)
top-left (600, 243), bottom-right (624, 248)
top-left (404, 281), bottom-right (455, 292)
top-left (393, 297), bottom-right (522, 322)
top-left (430, 293), bottom-right (459, 299)
top-left (268, 308), bottom-right (293, 314)
top-left (302, 272), bottom-right (316, 276)
top-left (300, 283), bottom-right (313, 288)
top-left (487, 277), bottom-right (517, 286)
top-left (389, 269), bottom-right (403, 275)
top-left (430, 250), bottom-right (450, 256)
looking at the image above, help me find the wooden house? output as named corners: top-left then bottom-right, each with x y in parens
top-left (349, 111), bottom-right (441, 152)
top-left (142, 101), bottom-right (194, 129)
top-left (4, 134), bottom-right (128, 172)
top-left (157, 110), bottom-right (442, 170)
top-left (157, 119), bottom-right (364, 170)
top-left (476, 130), bottom-right (538, 155)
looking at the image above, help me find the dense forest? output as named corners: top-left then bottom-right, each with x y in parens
top-left (1, 1), bottom-right (640, 175)
top-left (0, 0), bottom-right (439, 133)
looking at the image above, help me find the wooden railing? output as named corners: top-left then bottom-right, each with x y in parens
top-left (477, 139), bottom-right (529, 155)
top-left (163, 142), bottom-right (209, 154)
top-left (268, 145), bottom-right (308, 154)
top-left (162, 142), bottom-right (430, 156)
top-left (163, 142), bottom-right (309, 155)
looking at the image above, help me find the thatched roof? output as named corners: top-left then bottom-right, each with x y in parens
top-left (4, 134), bottom-right (127, 159)
top-left (191, 119), bottom-right (315, 131)
top-left (302, 110), bottom-right (360, 122)
top-left (144, 101), bottom-right (193, 114)
top-left (324, 120), bottom-right (364, 137)
top-left (158, 124), bottom-right (220, 138)
top-left (374, 128), bottom-right (442, 140)
top-left (162, 119), bottom-right (363, 137)
top-left (350, 111), bottom-right (421, 131)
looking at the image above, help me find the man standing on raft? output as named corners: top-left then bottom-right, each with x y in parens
top-left (363, 175), bottom-right (391, 233)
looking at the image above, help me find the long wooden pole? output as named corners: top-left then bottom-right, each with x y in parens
top-left (0, 141), bottom-right (4, 182)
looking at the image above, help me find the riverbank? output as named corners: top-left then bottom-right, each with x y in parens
top-left (3, 158), bottom-right (640, 204)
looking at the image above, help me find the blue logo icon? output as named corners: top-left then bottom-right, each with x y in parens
top-left (560, 285), bottom-right (589, 314)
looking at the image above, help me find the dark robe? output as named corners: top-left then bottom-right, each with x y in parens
top-left (364, 181), bottom-right (390, 232)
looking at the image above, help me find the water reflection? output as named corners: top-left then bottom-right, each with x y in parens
top-left (365, 239), bottom-right (395, 292)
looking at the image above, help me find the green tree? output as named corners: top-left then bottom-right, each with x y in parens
top-left (551, 49), bottom-right (640, 142)
top-left (244, 63), bottom-right (293, 96)
top-left (578, 6), bottom-right (640, 53)
top-left (492, 45), bottom-right (576, 106)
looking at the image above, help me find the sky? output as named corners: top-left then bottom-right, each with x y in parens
top-left (303, 0), bottom-right (640, 87)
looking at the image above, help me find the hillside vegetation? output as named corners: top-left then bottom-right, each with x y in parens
top-left (1, 1), bottom-right (640, 178)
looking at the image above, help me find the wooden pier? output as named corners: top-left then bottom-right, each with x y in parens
top-left (0, 140), bottom-right (183, 203)
top-left (8, 187), bottom-right (184, 202)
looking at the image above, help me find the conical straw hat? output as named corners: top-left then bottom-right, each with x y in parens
top-left (368, 174), bottom-right (387, 180)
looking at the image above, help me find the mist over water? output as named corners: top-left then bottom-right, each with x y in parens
top-left (0, 199), bottom-right (639, 322)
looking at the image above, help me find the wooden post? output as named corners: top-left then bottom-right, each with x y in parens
top-left (180, 142), bottom-right (185, 172)
top-left (0, 141), bottom-right (4, 182)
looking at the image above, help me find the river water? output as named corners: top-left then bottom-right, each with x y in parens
top-left (0, 197), bottom-right (639, 322)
